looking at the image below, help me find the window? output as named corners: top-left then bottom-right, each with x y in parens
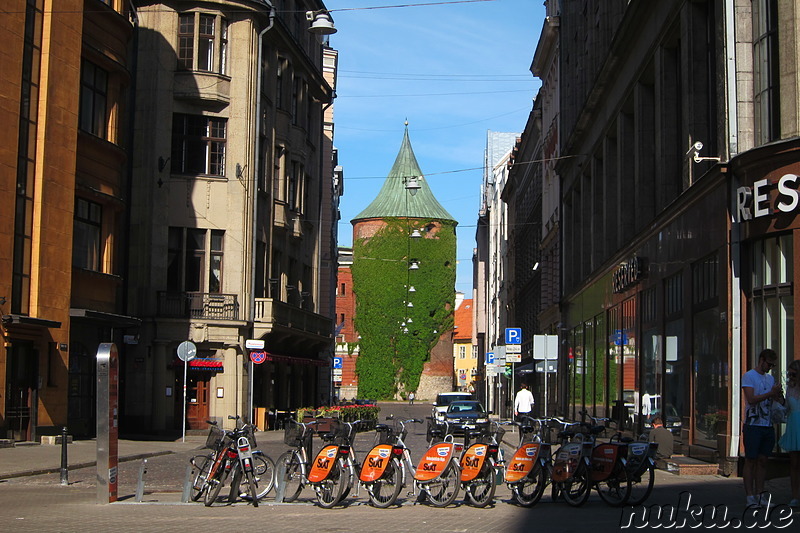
top-left (167, 227), bottom-right (224, 293)
top-left (177, 12), bottom-right (227, 74)
top-left (276, 58), bottom-right (286, 109)
top-left (471, 346), bottom-right (477, 359)
top-left (73, 198), bottom-right (102, 271)
top-left (171, 114), bottom-right (226, 176)
top-left (79, 59), bottom-right (108, 138)
top-left (753, 0), bottom-right (780, 145)
top-left (459, 346), bottom-right (466, 359)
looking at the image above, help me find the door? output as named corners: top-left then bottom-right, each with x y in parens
top-left (6, 342), bottom-right (38, 441)
top-left (185, 375), bottom-right (210, 430)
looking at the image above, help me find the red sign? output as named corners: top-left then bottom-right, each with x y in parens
top-left (250, 350), bottom-right (267, 364)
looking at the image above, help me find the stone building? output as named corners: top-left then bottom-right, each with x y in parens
top-left (125, 0), bottom-right (337, 432)
top-left (1, 0), bottom-right (137, 441)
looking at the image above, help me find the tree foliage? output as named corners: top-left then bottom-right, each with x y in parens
top-left (352, 219), bottom-right (456, 399)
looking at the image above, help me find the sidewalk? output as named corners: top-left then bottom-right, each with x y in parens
top-left (0, 430), bottom-right (286, 480)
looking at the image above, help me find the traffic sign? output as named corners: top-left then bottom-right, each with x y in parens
top-left (177, 341), bottom-right (197, 362)
top-left (485, 352), bottom-right (495, 365)
top-left (332, 356), bottom-right (343, 369)
top-left (245, 339), bottom-right (265, 349)
top-left (533, 335), bottom-right (559, 360)
top-left (249, 350), bottom-right (267, 364)
top-left (505, 328), bottom-right (522, 345)
top-left (506, 351), bottom-right (521, 363)
top-left (506, 344), bottom-right (521, 353)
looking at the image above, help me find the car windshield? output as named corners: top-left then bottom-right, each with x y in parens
top-left (436, 394), bottom-right (471, 407)
top-left (446, 401), bottom-right (485, 414)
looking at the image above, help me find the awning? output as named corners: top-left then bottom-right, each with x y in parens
top-left (261, 352), bottom-right (328, 367)
top-left (1, 314), bottom-right (61, 329)
top-left (70, 308), bottom-right (141, 328)
top-left (171, 357), bottom-right (224, 370)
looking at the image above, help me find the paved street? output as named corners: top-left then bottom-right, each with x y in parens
top-left (0, 402), bottom-right (796, 531)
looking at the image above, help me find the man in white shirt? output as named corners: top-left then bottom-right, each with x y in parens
top-left (742, 348), bottom-right (784, 507)
top-left (514, 383), bottom-right (535, 423)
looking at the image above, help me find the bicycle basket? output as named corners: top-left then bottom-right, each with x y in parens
top-left (245, 424), bottom-right (257, 449)
top-left (332, 421), bottom-right (355, 446)
top-left (284, 420), bottom-right (307, 447)
top-left (205, 425), bottom-right (225, 450)
top-left (493, 424), bottom-right (506, 444)
top-left (376, 425), bottom-right (396, 445)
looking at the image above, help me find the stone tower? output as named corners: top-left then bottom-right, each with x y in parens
top-left (351, 125), bottom-right (457, 400)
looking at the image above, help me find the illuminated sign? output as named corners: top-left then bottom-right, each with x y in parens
top-left (736, 174), bottom-right (800, 222)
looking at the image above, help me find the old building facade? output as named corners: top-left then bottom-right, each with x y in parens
top-left (1, 0), bottom-right (136, 441)
top-left (125, 0), bottom-right (336, 432)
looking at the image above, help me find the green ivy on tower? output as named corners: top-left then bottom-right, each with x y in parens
top-left (352, 218), bottom-right (456, 399)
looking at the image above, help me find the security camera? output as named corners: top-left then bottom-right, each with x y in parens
top-left (686, 141), bottom-right (703, 159)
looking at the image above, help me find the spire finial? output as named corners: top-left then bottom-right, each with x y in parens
top-left (404, 119), bottom-right (409, 127)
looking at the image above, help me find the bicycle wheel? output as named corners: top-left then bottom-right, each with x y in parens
top-left (190, 455), bottom-right (212, 501)
top-left (276, 451), bottom-right (304, 502)
top-left (367, 457), bottom-right (403, 508)
top-left (512, 463), bottom-right (547, 507)
top-left (596, 463), bottom-right (631, 507)
top-left (203, 462), bottom-right (228, 506)
top-left (465, 460), bottom-right (496, 508)
top-left (339, 456), bottom-right (357, 502)
top-left (240, 453), bottom-right (275, 501)
top-left (627, 463), bottom-right (655, 506)
top-left (245, 469), bottom-right (259, 507)
top-left (561, 461), bottom-right (591, 507)
top-left (315, 458), bottom-right (347, 508)
top-left (425, 461), bottom-right (460, 508)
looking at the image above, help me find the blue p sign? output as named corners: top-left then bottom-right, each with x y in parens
top-left (506, 328), bottom-right (522, 345)
top-left (332, 357), bottom-right (343, 369)
top-left (486, 352), bottom-right (495, 365)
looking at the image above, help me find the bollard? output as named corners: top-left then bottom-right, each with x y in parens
top-left (274, 459), bottom-right (287, 503)
top-left (59, 426), bottom-right (68, 486)
top-left (181, 464), bottom-right (194, 503)
top-left (135, 459), bottom-right (148, 502)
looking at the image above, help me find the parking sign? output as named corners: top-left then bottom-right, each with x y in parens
top-left (505, 328), bottom-right (522, 345)
top-left (332, 357), bottom-right (343, 369)
top-left (486, 352), bottom-right (495, 365)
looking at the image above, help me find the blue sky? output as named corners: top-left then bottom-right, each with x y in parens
top-left (328, 0), bottom-right (544, 294)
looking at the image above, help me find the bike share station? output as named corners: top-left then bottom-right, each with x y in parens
top-left (96, 343), bottom-right (119, 504)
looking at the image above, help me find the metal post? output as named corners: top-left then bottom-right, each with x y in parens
top-left (274, 459), bottom-right (287, 503)
top-left (135, 459), bottom-right (147, 502)
top-left (182, 360), bottom-right (188, 443)
top-left (181, 463), bottom-right (194, 503)
top-left (59, 426), bottom-right (68, 485)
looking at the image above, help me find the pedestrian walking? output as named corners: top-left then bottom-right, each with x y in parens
top-left (514, 383), bottom-right (534, 423)
top-left (408, 391), bottom-right (415, 405)
top-left (742, 348), bottom-right (784, 507)
top-left (779, 359), bottom-right (800, 507)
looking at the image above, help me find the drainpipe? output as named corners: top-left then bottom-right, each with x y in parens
top-left (247, 4), bottom-right (276, 424)
top-left (724, 0), bottom-right (741, 462)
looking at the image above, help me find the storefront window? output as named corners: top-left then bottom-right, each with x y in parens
top-left (751, 234), bottom-right (794, 445)
top-left (664, 272), bottom-right (685, 445)
top-left (595, 313), bottom-right (608, 418)
top-left (584, 319), bottom-right (596, 417)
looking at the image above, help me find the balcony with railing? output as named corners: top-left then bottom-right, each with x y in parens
top-left (157, 292), bottom-right (239, 321)
top-left (253, 298), bottom-right (332, 338)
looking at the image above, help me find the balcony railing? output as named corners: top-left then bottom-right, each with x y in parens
top-left (157, 291), bottom-right (239, 320)
top-left (254, 298), bottom-right (332, 338)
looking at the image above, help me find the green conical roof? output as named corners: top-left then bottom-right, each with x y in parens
top-left (352, 126), bottom-right (456, 223)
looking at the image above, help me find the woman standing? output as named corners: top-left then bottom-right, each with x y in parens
top-left (779, 359), bottom-right (800, 507)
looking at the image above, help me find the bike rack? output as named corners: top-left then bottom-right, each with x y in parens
top-left (135, 459), bottom-right (148, 502)
top-left (180, 463), bottom-right (194, 503)
top-left (274, 460), bottom-right (288, 503)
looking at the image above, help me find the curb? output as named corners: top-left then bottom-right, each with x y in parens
top-left (0, 451), bottom-right (173, 481)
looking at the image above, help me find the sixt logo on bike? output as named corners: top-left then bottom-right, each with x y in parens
top-left (378, 449), bottom-right (390, 459)
top-left (326, 448), bottom-right (337, 458)
top-left (525, 446), bottom-right (538, 457)
top-left (473, 446), bottom-right (486, 457)
top-left (437, 447), bottom-right (450, 457)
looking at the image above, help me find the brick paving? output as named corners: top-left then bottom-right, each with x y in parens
top-left (0, 402), bottom-right (796, 531)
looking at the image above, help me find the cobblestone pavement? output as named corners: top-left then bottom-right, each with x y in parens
top-left (0, 402), bottom-right (797, 531)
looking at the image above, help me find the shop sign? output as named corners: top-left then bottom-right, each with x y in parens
top-left (612, 257), bottom-right (644, 294)
top-left (736, 174), bottom-right (800, 222)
